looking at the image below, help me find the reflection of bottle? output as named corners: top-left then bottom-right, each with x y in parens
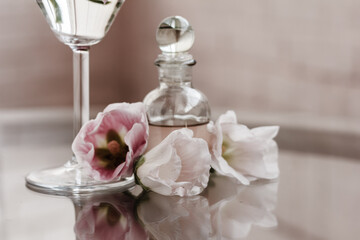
top-left (144, 16), bottom-right (211, 150)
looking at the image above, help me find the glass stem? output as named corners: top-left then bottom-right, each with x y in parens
top-left (72, 46), bottom-right (90, 163)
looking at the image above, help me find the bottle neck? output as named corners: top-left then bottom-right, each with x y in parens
top-left (155, 52), bottom-right (195, 87)
top-left (158, 65), bottom-right (193, 87)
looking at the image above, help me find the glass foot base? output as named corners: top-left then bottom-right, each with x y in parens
top-left (26, 161), bottom-right (135, 195)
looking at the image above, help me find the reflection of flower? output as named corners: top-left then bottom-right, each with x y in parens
top-left (74, 193), bottom-right (148, 240)
top-left (88, 0), bottom-right (110, 5)
top-left (208, 111), bottom-right (279, 184)
top-left (137, 192), bottom-right (211, 240)
top-left (135, 128), bottom-right (211, 197)
top-left (72, 102), bottom-right (148, 181)
top-left (208, 175), bottom-right (278, 239)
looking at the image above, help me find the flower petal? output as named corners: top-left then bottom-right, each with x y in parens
top-left (125, 122), bottom-right (149, 159)
top-left (217, 111), bottom-right (252, 142)
top-left (251, 126), bottom-right (279, 140)
top-left (228, 138), bottom-right (279, 180)
top-left (137, 128), bottom-right (211, 196)
top-left (208, 118), bottom-right (249, 185)
top-left (223, 124), bottom-right (253, 142)
top-left (217, 110), bottom-right (238, 125)
top-left (137, 138), bottom-right (182, 196)
top-left (211, 155), bottom-right (250, 185)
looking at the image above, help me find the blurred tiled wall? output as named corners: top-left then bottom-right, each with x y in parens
top-left (1, 0), bottom-right (359, 120)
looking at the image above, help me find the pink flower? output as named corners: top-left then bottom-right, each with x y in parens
top-left (74, 193), bottom-right (149, 240)
top-left (208, 111), bottom-right (279, 184)
top-left (72, 102), bottom-right (149, 181)
top-left (135, 129), bottom-right (211, 197)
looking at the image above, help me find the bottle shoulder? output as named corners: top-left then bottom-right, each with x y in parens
top-left (143, 86), bottom-right (211, 126)
top-left (144, 86), bottom-right (209, 103)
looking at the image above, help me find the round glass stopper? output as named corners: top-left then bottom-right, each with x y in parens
top-left (156, 16), bottom-right (195, 53)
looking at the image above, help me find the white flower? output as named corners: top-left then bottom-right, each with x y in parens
top-left (135, 128), bottom-right (211, 197)
top-left (208, 111), bottom-right (279, 184)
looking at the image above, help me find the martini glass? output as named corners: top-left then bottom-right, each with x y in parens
top-left (26, 0), bottom-right (135, 194)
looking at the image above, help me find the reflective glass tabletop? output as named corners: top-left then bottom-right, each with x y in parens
top-left (0, 110), bottom-right (359, 239)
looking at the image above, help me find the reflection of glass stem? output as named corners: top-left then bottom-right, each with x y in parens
top-left (71, 197), bottom-right (87, 240)
top-left (73, 201), bottom-right (83, 223)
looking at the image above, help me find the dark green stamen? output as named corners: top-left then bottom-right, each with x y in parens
top-left (222, 140), bottom-right (231, 161)
top-left (98, 203), bottom-right (121, 226)
top-left (94, 129), bottom-right (129, 170)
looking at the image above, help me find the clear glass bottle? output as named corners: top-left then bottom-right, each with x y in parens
top-left (143, 16), bottom-right (211, 150)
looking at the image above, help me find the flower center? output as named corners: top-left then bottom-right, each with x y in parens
top-left (97, 203), bottom-right (122, 226)
top-left (95, 129), bottom-right (129, 170)
top-left (222, 140), bottom-right (232, 161)
top-left (107, 140), bottom-right (121, 155)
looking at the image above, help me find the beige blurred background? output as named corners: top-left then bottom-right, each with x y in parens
top-left (1, 0), bottom-right (359, 131)
top-left (1, 3), bottom-right (359, 239)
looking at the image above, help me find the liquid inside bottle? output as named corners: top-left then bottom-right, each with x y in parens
top-left (143, 16), bottom-right (211, 150)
